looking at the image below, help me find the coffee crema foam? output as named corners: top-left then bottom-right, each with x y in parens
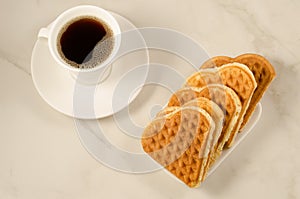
top-left (57, 16), bottom-right (115, 69)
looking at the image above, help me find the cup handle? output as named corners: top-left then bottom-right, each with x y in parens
top-left (38, 28), bottom-right (49, 38)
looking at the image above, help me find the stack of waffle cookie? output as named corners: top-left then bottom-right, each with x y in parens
top-left (141, 54), bottom-right (276, 187)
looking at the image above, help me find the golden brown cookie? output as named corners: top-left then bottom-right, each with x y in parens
top-left (185, 63), bottom-right (257, 147)
top-left (156, 106), bottom-right (179, 118)
top-left (166, 84), bottom-right (241, 159)
top-left (141, 107), bottom-right (215, 187)
top-left (157, 97), bottom-right (225, 181)
top-left (183, 97), bottom-right (224, 181)
top-left (200, 54), bottom-right (276, 129)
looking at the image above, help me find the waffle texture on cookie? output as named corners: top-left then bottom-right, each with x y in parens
top-left (185, 63), bottom-right (257, 147)
top-left (141, 107), bottom-right (215, 187)
top-left (183, 97), bottom-right (224, 181)
top-left (200, 53), bottom-right (276, 129)
top-left (141, 54), bottom-right (275, 188)
top-left (167, 84), bottom-right (241, 158)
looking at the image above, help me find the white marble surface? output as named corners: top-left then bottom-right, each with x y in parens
top-left (1, 0), bottom-right (300, 198)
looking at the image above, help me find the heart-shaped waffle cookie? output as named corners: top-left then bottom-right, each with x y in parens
top-left (157, 97), bottom-right (224, 181)
top-left (185, 63), bottom-right (257, 147)
top-left (141, 107), bottom-right (215, 187)
top-left (183, 97), bottom-right (224, 181)
top-left (200, 54), bottom-right (276, 129)
top-left (167, 84), bottom-right (241, 154)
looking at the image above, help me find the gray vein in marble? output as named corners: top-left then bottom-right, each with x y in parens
top-left (268, 63), bottom-right (300, 120)
top-left (76, 120), bottom-right (113, 150)
top-left (214, 1), bottom-right (300, 122)
top-left (288, 183), bottom-right (297, 199)
top-left (216, 1), bottom-right (299, 62)
top-left (0, 54), bottom-right (31, 76)
top-left (287, 160), bottom-right (297, 199)
top-left (286, 129), bottom-right (298, 199)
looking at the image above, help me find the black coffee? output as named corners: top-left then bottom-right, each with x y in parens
top-left (57, 16), bottom-right (114, 69)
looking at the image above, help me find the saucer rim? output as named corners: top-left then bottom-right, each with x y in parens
top-left (31, 11), bottom-right (149, 119)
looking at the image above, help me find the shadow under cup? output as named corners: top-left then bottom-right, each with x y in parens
top-left (42, 5), bottom-right (121, 85)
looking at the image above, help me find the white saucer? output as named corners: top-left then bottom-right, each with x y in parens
top-left (31, 12), bottom-right (149, 119)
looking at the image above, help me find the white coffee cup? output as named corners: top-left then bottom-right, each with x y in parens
top-left (38, 5), bottom-right (121, 85)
